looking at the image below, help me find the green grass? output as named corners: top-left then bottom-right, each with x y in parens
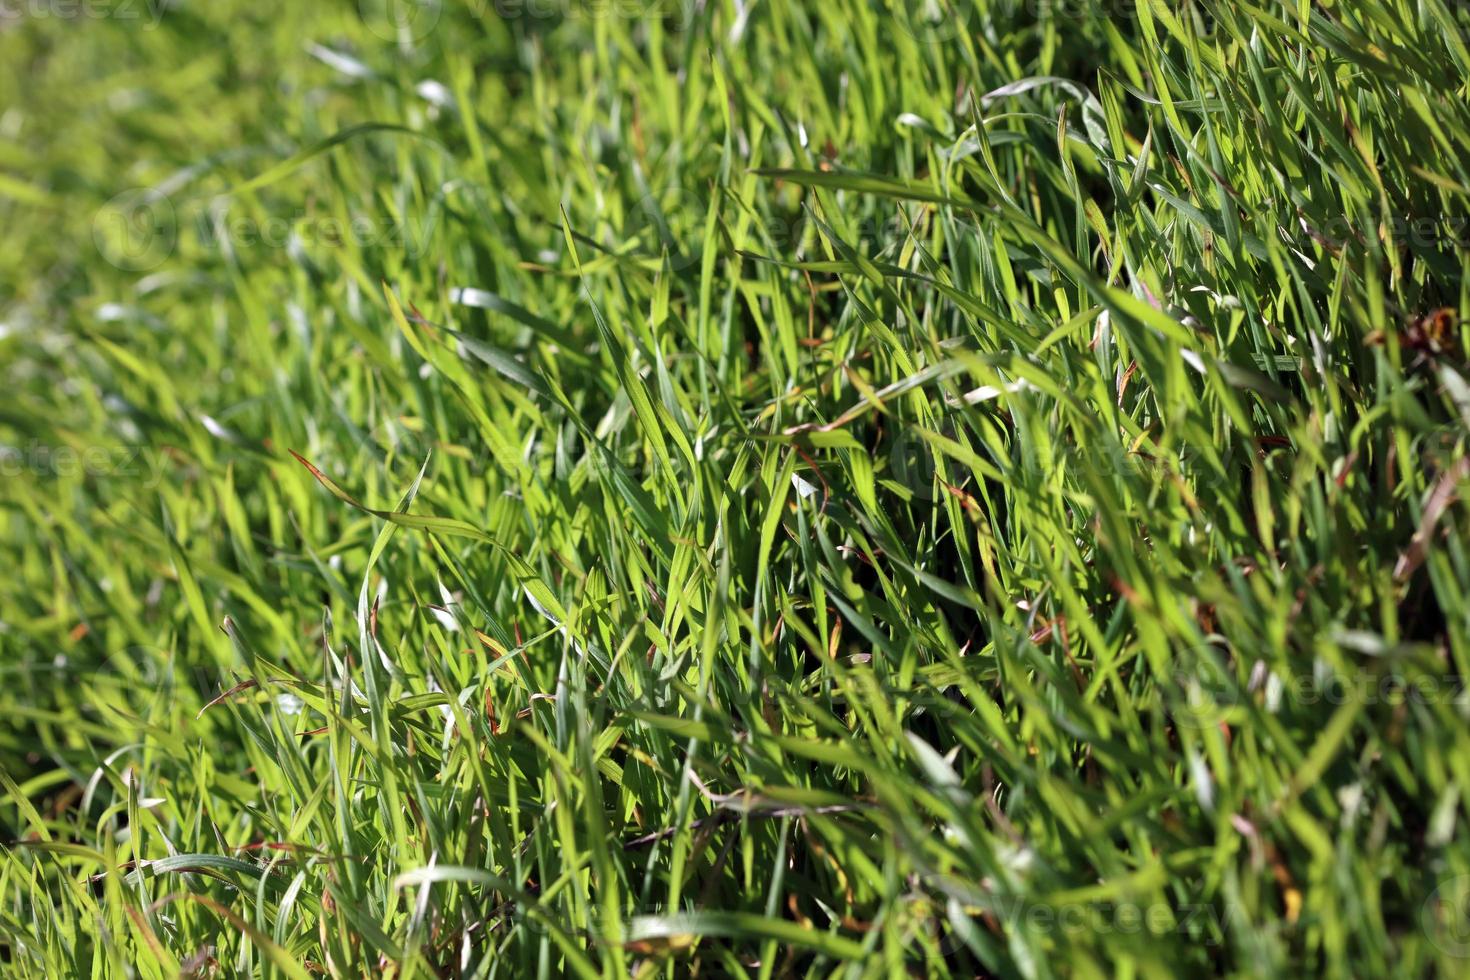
top-left (2, 0), bottom-right (1470, 975)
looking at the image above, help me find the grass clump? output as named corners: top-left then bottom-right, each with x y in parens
top-left (3, 0), bottom-right (1470, 975)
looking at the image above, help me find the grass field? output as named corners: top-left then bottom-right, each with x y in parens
top-left (3, 0), bottom-right (1470, 975)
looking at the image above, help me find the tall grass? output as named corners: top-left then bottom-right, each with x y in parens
top-left (2, 0), bottom-right (1470, 975)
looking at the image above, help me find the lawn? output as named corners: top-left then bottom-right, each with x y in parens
top-left (2, 0), bottom-right (1470, 976)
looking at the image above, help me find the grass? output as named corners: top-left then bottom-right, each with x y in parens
top-left (2, 0), bottom-right (1470, 975)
